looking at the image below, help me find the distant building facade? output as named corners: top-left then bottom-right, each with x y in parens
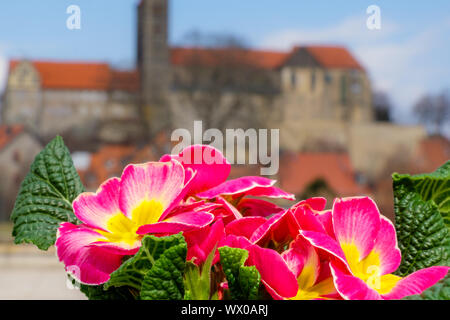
top-left (1, 0), bottom-right (427, 181)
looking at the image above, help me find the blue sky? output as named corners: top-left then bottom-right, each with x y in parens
top-left (0, 0), bottom-right (449, 123)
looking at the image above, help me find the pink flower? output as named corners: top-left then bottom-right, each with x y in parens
top-left (251, 237), bottom-right (340, 300)
top-left (160, 144), bottom-right (231, 196)
top-left (161, 145), bottom-right (294, 219)
top-left (220, 235), bottom-right (339, 300)
top-left (226, 197), bottom-right (327, 249)
top-left (56, 160), bottom-right (214, 285)
top-left (300, 196), bottom-right (449, 300)
top-left (184, 219), bottom-right (225, 266)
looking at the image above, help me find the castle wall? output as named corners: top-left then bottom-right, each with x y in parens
top-left (276, 118), bottom-right (426, 180)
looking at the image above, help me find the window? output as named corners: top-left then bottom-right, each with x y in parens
top-left (311, 70), bottom-right (316, 92)
top-left (324, 72), bottom-right (332, 84)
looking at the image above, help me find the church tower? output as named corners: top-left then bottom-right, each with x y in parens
top-left (137, 0), bottom-right (171, 136)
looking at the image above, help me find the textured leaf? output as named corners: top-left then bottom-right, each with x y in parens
top-left (393, 161), bottom-right (450, 276)
top-left (404, 274), bottom-right (450, 300)
top-left (11, 136), bottom-right (84, 250)
top-left (71, 278), bottom-right (137, 300)
top-left (394, 161), bottom-right (449, 229)
top-left (140, 238), bottom-right (187, 300)
top-left (105, 233), bottom-right (186, 295)
top-left (219, 246), bottom-right (261, 300)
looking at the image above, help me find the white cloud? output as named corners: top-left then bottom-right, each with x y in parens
top-left (259, 15), bottom-right (450, 122)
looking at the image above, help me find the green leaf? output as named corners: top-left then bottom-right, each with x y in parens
top-left (140, 238), bottom-right (187, 300)
top-left (404, 274), bottom-right (450, 300)
top-left (219, 246), bottom-right (261, 300)
top-left (67, 275), bottom-right (137, 300)
top-left (183, 246), bottom-right (216, 300)
top-left (394, 161), bottom-right (449, 229)
top-left (11, 136), bottom-right (84, 250)
top-left (105, 233), bottom-right (187, 300)
top-left (393, 161), bottom-right (450, 276)
top-left (80, 284), bottom-right (137, 300)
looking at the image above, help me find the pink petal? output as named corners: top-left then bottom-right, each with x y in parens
top-left (248, 245), bottom-right (298, 298)
top-left (55, 223), bottom-right (123, 285)
top-left (236, 198), bottom-right (284, 217)
top-left (282, 248), bottom-right (305, 279)
top-left (215, 196), bottom-right (243, 220)
top-left (293, 204), bottom-right (327, 234)
top-left (160, 144), bottom-right (230, 195)
top-left (89, 240), bottom-right (140, 255)
top-left (373, 216), bottom-right (402, 275)
top-left (72, 177), bottom-right (121, 231)
top-left (225, 216), bottom-right (267, 239)
top-left (300, 230), bottom-right (351, 272)
top-left (330, 262), bottom-right (382, 300)
top-left (283, 236), bottom-right (320, 280)
top-left (184, 219), bottom-right (225, 265)
top-left (136, 211), bottom-right (214, 234)
top-left (382, 266), bottom-right (449, 300)
top-left (119, 160), bottom-right (185, 219)
top-left (315, 210), bottom-right (335, 238)
top-left (332, 197), bottom-right (381, 260)
top-left (219, 234), bottom-right (253, 250)
top-left (197, 176), bottom-right (295, 200)
top-left (243, 185), bottom-right (296, 200)
top-left (250, 210), bottom-right (299, 246)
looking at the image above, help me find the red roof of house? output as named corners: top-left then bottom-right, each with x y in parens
top-left (279, 152), bottom-right (365, 196)
top-left (9, 45), bottom-right (362, 90)
top-left (9, 60), bottom-right (139, 92)
top-left (171, 47), bottom-right (288, 69)
top-left (0, 125), bottom-right (25, 151)
top-left (77, 144), bottom-right (158, 190)
top-left (304, 46), bottom-right (364, 70)
top-left (171, 45), bottom-right (364, 70)
top-left (412, 136), bottom-right (450, 173)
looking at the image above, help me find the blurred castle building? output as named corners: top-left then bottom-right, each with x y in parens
top-left (0, 125), bottom-right (41, 220)
top-left (2, 61), bottom-right (143, 147)
top-left (1, 0), bottom-right (427, 181)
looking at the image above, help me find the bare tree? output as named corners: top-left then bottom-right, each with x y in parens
top-left (173, 31), bottom-right (279, 131)
top-left (414, 89), bottom-right (450, 135)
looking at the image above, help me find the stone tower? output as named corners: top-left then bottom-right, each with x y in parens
top-left (137, 0), bottom-right (171, 136)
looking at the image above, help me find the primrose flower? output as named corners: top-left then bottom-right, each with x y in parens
top-left (251, 236), bottom-right (340, 300)
top-left (221, 234), bottom-right (339, 300)
top-left (161, 145), bottom-right (294, 219)
top-left (56, 160), bottom-right (214, 285)
top-left (160, 144), bottom-right (231, 196)
top-left (301, 197), bottom-right (449, 300)
top-left (227, 198), bottom-right (326, 249)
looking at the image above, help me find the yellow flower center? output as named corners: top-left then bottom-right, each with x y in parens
top-left (97, 200), bottom-right (164, 246)
top-left (341, 242), bottom-right (401, 294)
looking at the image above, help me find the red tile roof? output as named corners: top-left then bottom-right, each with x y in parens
top-left (279, 152), bottom-right (365, 196)
top-left (412, 136), bottom-right (450, 173)
top-left (110, 70), bottom-right (140, 92)
top-left (9, 45), bottom-right (363, 90)
top-left (0, 125), bottom-right (24, 151)
top-left (77, 144), bottom-right (158, 190)
top-left (304, 46), bottom-right (364, 70)
top-left (171, 47), bottom-right (288, 69)
top-left (9, 60), bottom-right (139, 92)
top-left (171, 45), bottom-right (364, 70)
